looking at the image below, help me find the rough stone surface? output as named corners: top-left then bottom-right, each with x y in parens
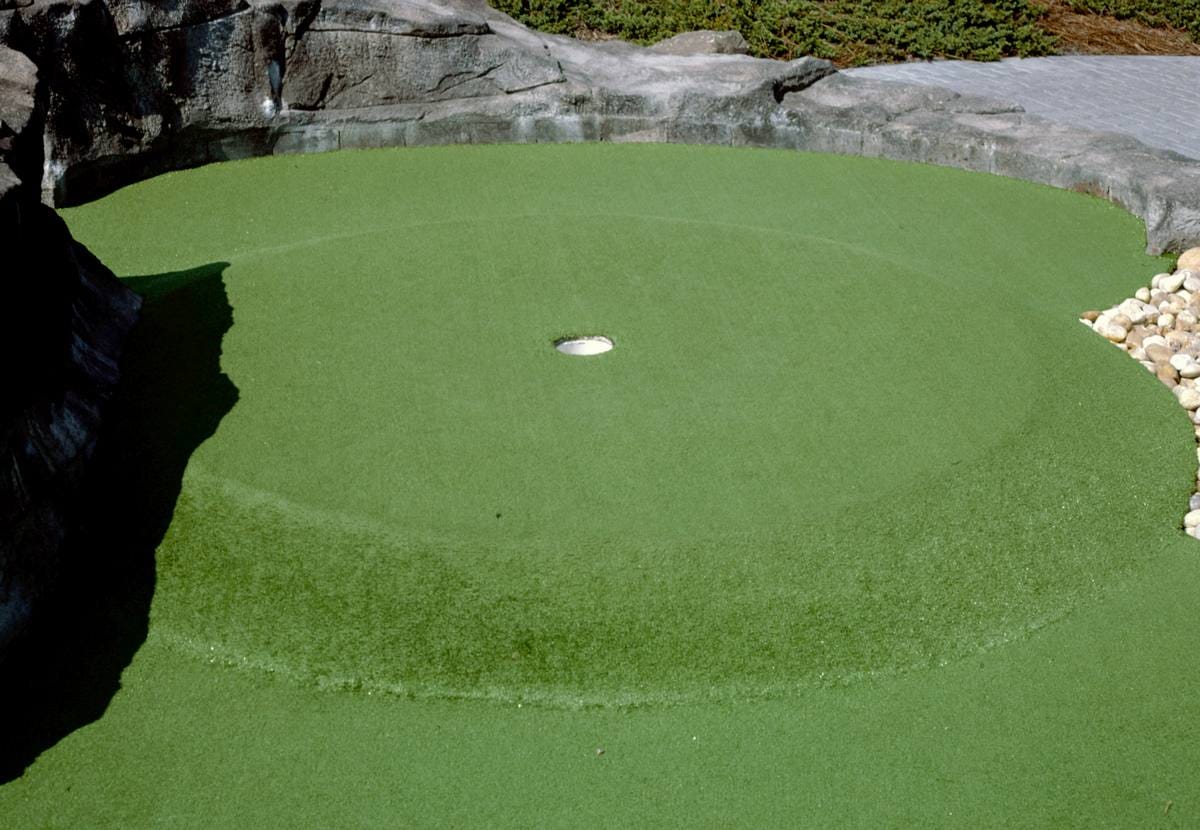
top-left (648, 30), bottom-right (749, 56)
top-left (0, 43), bottom-right (140, 654)
top-left (106, 0), bottom-right (250, 36)
top-left (779, 73), bottom-right (1200, 256)
top-left (0, 45), bottom-right (37, 190)
top-left (0, 0), bottom-right (1194, 255)
top-left (0, 0), bottom-right (837, 206)
top-left (845, 56), bottom-right (1200, 162)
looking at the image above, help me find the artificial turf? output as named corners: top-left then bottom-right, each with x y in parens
top-left (2, 144), bottom-right (1197, 825)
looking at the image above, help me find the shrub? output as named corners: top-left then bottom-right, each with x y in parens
top-left (488, 0), bottom-right (1059, 64)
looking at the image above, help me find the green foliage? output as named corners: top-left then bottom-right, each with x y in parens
top-left (488, 0), bottom-right (1058, 64)
top-left (1066, 0), bottom-right (1200, 39)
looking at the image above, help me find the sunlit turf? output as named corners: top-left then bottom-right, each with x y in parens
top-left (5, 144), bottom-right (1197, 825)
top-left (53, 144), bottom-right (1190, 706)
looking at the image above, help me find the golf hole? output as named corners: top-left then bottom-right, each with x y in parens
top-left (554, 335), bottom-right (614, 356)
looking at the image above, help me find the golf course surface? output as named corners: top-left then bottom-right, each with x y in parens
top-left (3, 144), bottom-right (1200, 826)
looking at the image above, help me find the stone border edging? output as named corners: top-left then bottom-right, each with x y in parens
top-left (0, 0), bottom-right (1194, 254)
top-left (1084, 249), bottom-right (1200, 535)
top-left (845, 57), bottom-right (1200, 163)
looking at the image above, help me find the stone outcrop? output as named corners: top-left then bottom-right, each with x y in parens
top-left (1181, 248), bottom-right (1200, 273)
top-left (0, 0), bottom-right (1193, 255)
top-left (0, 0), bottom-right (837, 206)
top-left (0, 43), bottom-right (140, 653)
top-left (2, 0), bottom-right (1200, 654)
top-left (648, 29), bottom-right (750, 56)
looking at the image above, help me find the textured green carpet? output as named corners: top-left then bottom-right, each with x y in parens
top-left (4, 144), bottom-right (1197, 825)
top-left (4, 552), bottom-right (1199, 827)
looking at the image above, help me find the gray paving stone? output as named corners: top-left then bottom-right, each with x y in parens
top-left (847, 56), bottom-right (1200, 160)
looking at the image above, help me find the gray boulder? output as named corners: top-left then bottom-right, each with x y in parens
top-left (649, 29), bottom-right (750, 56)
top-left (0, 44), bottom-right (36, 189)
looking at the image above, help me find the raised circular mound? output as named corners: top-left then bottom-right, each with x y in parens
top-left (63, 144), bottom-right (1191, 706)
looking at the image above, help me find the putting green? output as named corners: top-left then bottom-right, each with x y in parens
top-left (57, 144), bottom-right (1194, 704)
top-left (5, 144), bottom-right (1199, 825)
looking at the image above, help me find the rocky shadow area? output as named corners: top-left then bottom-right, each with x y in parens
top-left (0, 35), bottom-right (238, 780)
top-left (0, 263), bottom-right (237, 782)
top-left (0, 45), bottom-right (140, 664)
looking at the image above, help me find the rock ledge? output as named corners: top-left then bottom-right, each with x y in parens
top-left (0, 0), bottom-right (1194, 253)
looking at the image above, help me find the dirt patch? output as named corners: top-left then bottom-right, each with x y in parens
top-left (572, 24), bottom-right (621, 43)
top-left (1069, 180), bottom-right (1130, 212)
top-left (1035, 0), bottom-right (1200, 55)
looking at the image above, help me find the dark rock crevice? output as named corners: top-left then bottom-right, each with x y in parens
top-left (306, 24), bottom-right (483, 37)
top-left (0, 41), bottom-right (141, 664)
top-left (0, 211), bottom-right (141, 642)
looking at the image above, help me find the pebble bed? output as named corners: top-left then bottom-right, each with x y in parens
top-left (1082, 247), bottom-right (1200, 536)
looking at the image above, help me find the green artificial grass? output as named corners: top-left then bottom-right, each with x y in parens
top-left (4, 144), bottom-right (1198, 825)
top-left (4, 539), bottom-right (1200, 827)
top-left (55, 143), bottom-right (1188, 705)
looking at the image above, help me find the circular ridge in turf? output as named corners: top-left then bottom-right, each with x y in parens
top-left (61, 144), bottom-right (1192, 707)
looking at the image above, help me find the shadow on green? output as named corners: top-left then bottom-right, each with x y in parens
top-left (0, 263), bottom-right (238, 782)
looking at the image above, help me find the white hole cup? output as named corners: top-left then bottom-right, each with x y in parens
top-left (554, 336), bottom-right (614, 356)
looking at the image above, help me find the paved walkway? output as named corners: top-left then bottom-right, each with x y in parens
top-left (846, 56), bottom-right (1200, 160)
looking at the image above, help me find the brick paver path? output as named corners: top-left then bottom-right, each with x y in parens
top-left (846, 56), bottom-right (1200, 160)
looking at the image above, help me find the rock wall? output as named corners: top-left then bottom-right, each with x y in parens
top-left (0, 43), bottom-right (140, 653)
top-left (0, 0), bottom-right (1196, 253)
